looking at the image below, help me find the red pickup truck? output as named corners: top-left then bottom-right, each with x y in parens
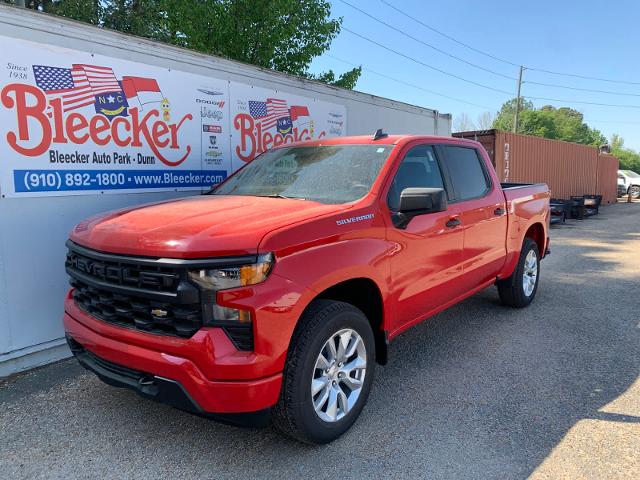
top-left (64, 133), bottom-right (549, 444)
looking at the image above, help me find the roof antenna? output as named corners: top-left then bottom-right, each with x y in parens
top-left (373, 129), bottom-right (388, 140)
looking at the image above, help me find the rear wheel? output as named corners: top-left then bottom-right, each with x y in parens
top-left (497, 238), bottom-right (540, 308)
top-left (629, 185), bottom-right (640, 199)
top-left (273, 300), bottom-right (376, 444)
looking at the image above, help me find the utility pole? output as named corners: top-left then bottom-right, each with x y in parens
top-left (513, 65), bottom-right (524, 134)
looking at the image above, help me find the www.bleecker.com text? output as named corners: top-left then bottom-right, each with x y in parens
top-left (49, 150), bottom-right (156, 165)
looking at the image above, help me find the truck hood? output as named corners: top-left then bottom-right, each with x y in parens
top-left (70, 195), bottom-right (349, 257)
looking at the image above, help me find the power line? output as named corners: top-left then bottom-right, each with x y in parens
top-left (341, 27), bottom-right (640, 110)
top-left (335, 11), bottom-right (640, 110)
top-left (523, 95), bottom-right (640, 109)
top-left (379, 0), bottom-right (640, 86)
top-left (326, 54), bottom-right (495, 109)
top-left (343, 1), bottom-right (640, 100)
top-left (337, 0), bottom-right (516, 81)
top-left (525, 80), bottom-right (640, 97)
top-left (378, 0), bottom-right (520, 67)
top-left (526, 67), bottom-right (640, 86)
top-left (341, 27), bottom-right (513, 96)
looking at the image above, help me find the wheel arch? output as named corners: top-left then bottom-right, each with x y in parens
top-left (297, 277), bottom-right (388, 365)
top-left (524, 222), bottom-right (546, 256)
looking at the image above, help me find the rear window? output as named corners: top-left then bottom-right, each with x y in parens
top-left (441, 146), bottom-right (490, 201)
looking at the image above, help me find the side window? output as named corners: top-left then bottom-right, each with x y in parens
top-left (442, 146), bottom-right (490, 201)
top-left (387, 145), bottom-right (445, 211)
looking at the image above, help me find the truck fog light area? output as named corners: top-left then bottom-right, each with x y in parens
top-left (202, 304), bottom-right (253, 351)
top-left (188, 257), bottom-right (270, 352)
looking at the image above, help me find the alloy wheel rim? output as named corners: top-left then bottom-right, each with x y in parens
top-left (523, 250), bottom-right (538, 297)
top-left (311, 328), bottom-right (367, 423)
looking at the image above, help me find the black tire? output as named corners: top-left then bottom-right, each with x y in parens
top-left (497, 238), bottom-right (540, 308)
top-left (273, 300), bottom-right (376, 444)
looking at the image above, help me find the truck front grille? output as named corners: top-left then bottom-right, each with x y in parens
top-left (65, 241), bottom-right (202, 338)
top-left (70, 279), bottom-right (202, 337)
top-left (65, 241), bottom-right (256, 349)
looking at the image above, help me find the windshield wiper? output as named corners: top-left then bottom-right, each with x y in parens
top-left (257, 194), bottom-right (305, 200)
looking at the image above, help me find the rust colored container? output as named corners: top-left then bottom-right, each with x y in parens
top-left (453, 130), bottom-right (619, 204)
top-left (595, 154), bottom-right (620, 204)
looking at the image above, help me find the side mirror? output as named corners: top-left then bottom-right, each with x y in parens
top-left (394, 187), bottom-right (447, 228)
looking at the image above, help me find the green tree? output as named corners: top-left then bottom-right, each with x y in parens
top-left (493, 98), bottom-right (606, 146)
top-left (610, 134), bottom-right (640, 172)
top-left (6, 0), bottom-right (361, 89)
top-left (311, 67), bottom-right (362, 90)
top-left (492, 98), bottom-right (534, 132)
top-left (610, 133), bottom-right (624, 151)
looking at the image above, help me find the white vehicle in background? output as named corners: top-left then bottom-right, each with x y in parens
top-left (618, 170), bottom-right (640, 198)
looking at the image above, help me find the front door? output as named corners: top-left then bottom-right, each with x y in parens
top-left (386, 144), bottom-right (466, 333)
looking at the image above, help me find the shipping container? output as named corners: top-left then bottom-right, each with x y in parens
top-left (0, 4), bottom-right (451, 376)
top-left (453, 130), bottom-right (619, 204)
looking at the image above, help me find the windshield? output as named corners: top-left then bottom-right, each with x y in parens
top-left (621, 170), bottom-right (640, 178)
top-left (212, 145), bottom-right (394, 204)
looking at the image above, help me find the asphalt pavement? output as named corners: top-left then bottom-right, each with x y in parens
top-left (1, 202), bottom-right (639, 479)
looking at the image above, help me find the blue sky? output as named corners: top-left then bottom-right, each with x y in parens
top-left (310, 0), bottom-right (640, 150)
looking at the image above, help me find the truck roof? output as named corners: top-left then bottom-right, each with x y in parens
top-left (290, 134), bottom-right (481, 149)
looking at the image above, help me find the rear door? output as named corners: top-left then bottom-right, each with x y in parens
top-left (438, 145), bottom-right (507, 291)
top-left (386, 143), bottom-right (466, 333)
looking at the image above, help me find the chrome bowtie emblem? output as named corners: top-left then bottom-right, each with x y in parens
top-left (150, 308), bottom-right (168, 317)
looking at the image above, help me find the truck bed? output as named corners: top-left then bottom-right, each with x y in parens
top-left (501, 182), bottom-right (550, 203)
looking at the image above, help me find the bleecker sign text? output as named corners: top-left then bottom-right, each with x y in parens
top-left (1, 83), bottom-right (193, 167)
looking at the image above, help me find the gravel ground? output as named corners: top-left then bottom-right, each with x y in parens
top-left (1, 202), bottom-right (639, 480)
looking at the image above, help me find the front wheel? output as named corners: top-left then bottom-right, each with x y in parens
top-left (629, 185), bottom-right (640, 199)
top-left (273, 300), bottom-right (376, 444)
top-left (497, 238), bottom-right (540, 308)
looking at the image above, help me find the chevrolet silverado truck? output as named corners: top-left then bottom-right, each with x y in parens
top-left (64, 132), bottom-right (550, 444)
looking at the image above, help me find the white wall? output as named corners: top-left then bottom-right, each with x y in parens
top-left (0, 4), bottom-right (451, 376)
top-left (0, 192), bottom-right (193, 376)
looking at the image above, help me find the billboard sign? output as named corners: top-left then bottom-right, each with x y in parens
top-left (0, 37), bottom-right (347, 198)
top-left (0, 36), bottom-right (233, 197)
top-left (229, 83), bottom-right (347, 171)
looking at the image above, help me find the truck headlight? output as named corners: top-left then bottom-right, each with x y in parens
top-left (188, 253), bottom-right (274, 291)
top-left (188, 253), bottom-right (274, 326)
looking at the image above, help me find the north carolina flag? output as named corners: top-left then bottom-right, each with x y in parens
top-left (121, 76), bottom-right (163, 107)
top-left (290, 105), bottom-right (310, 121)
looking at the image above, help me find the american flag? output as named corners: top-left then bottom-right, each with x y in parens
top-left (248, 98), bottom-right (289, 130)
top-left (33, 64), bottom-right (122, 113)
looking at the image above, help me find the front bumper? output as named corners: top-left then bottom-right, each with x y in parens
top-left (66, 334), bottom-right (271, 426)
top-left (64, 308), bottom-right (282, 415)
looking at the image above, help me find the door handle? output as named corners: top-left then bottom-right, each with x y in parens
top-left (446, 217), bottom-right (461, 228)
top-left (494, 207), bottom-right (505, 216)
